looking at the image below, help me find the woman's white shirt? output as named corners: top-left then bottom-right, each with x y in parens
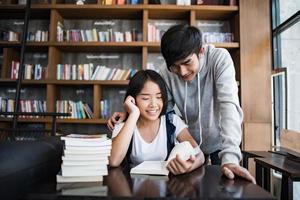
top-left (112, 114), bottom-right (187, 166)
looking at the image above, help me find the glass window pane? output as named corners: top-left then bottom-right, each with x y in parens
top-left (279, 0), bottom-right (300, 23)
top-left (280, 22), bottom-right (300, 132)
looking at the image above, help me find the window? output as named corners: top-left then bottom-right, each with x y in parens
top-left (279, 0), bottom-right (300, 23)
top-left (272, 0), bottom-right (300, 146)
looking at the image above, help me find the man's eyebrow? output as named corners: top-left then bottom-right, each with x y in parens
top-left (175, 57), bottom-right (191, 66)
top-left (181, 58), bottom-right (191, 64)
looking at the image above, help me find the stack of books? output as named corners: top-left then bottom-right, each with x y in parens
top-left (56, 134), bottom-right (111, 183)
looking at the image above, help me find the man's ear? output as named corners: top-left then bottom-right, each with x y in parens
top-left (199, 47), bottom-right (205, 56)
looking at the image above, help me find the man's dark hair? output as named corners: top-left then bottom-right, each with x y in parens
top-left (161, 24), bottom-right (203, 70)
top-left (125, 70), bottom-right (168, 116)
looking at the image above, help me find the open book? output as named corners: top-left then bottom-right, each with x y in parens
top-left (130, 141), bottom-right (200, 176)
top-left (130, 161), bottom-right (169, 176)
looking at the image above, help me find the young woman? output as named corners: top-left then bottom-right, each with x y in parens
top-left (109, 70), bottom-right (204, 175)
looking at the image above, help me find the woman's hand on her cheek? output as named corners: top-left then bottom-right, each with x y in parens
top-left (167, 155), bottom-right (195, 175)
top-left (124, 96), bottom-right (140, 116)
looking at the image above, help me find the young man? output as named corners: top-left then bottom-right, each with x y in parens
top-left (108, 24), bottom-right (255, 183)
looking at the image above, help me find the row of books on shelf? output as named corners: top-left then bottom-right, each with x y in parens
top-left (0, 97), bottom-right (110, 119)
top-left (100, 99), bottom-right (109, 119)
top-left (57, 63), bottom-right (138, 81)
top-left (0, 98), bottom-right (46, 117)
top-left (175, 0), bottom-right (191, 6)
top-left (57, 23), bottom-right (142, 42)
top-left (100, 0), bottom-right (140, 5)
top-left (56, 100), bottom-right (94, 119)
top-left (0, 97), bottom-right (114, 120)
top-left (0, 30), bottom-right (19, 42)
top-left (0, 98), bottom-right (14, 115)
top-left (0, 0), bottom-right (43, 4)
top-left (19, 100), bottom-right (46, 116)
top-left (202, 32), bottom-right (234, 43)
top-left (27, 30), bottom-right (49, 42)
top-left (4, 0), bottom-right (235, 5)
top-left (57, 134), bottom-right (111, 183)
top-left (147, 23), bottom-right (165, 42)
top-left (151, 0), bottom-right (236, 5)
top-left (11, 61), bottom-right (46, 80)
top-left (0, 98), bottom-right (110, 120)
top-left (0, 30), bottom-right (48, 42)
top-left (8, 61), bottom-right (136, 81)
top-left (148, 24), bottom-right (234, 43)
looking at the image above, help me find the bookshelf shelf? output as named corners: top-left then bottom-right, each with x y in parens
top-left (30, 4), bottom-right (53, 9)
top-left (0, 79), bottom-right (48, 85)
top-left (147, 5), bottom-right (238, 19)
top-left (53, 42), bottom-right (144, 52)
top-left (0, 41), bottom-right (21, 47)
top-left (27, 42), bottom-right (51, 46)
top-left (55, 6), bottom-right (143, 19)
top-left (211, 42), bottom-right (239, 48)
top-left (0, 5), bottom-right (26, 10)
top-left (53, 4), bottom-right (145, 9)
top-left (0, 118), bottom-right (106, 124)
top-left (0, 117), bottom-right (51, 123)
top-left (0, 79), bottom-right (129, 85)
top-left (50, 80), bottom-right (129, 85)
top-left (0, 42), bottom-right (51, 48)
top-left (57, 118), bottom-right (107, 124)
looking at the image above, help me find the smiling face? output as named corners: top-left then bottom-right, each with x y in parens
top-left (169, 53), bottom-right (200, 82)
top-left (135, 80), bottom-right (163, 122)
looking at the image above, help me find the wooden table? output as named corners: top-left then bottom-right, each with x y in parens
top-left (255, 156), bottom-right (300, 200)
top-left (242, 150), bottom-right (272, 169)
top-left (243, 148), bottom-right (300, 200)
top-left (22, 165), bottom-right (275, 200)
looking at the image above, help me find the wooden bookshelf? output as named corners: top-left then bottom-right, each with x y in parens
top-left (0, 0), bottom-right (272, 149)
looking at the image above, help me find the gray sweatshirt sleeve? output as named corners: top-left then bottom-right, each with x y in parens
top-left (214, 49), bottom-right (243, 166)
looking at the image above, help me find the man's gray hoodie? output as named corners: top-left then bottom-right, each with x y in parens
top-left (160, 45), bottom-right (243, 165)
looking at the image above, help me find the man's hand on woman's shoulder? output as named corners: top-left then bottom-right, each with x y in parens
top-left (107, 112), bottom-right (127, 131)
